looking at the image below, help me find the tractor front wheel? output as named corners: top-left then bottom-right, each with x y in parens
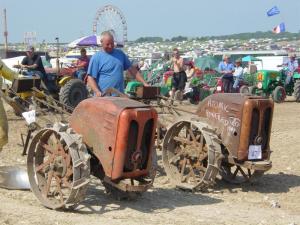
top-left (248, 86), bottom-right (257, 95)
top-left (239, 85), bottom-right (249, 94)
top-left (272, 86), bottom-right (286, 103)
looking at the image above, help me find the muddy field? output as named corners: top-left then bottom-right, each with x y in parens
top-left (0, 98), bottom-right (299, 225)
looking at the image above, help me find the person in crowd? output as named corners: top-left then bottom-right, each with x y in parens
top-left (72, 48), bottom-right (89, 80)
top-left (185, 61), bottom-right (195, 80)
top-left (139, 60), bottom-right (150, 71)
top-left (170, 48), bottom-right (187, 99)
top-left (285, 53), bottom-right (298, 86)
top-left (87, 31), bottom-right (148, 97)
top-left (218, 54), bottom-right (235, 93)
top-left (233, 58), bottom-right (244, 90)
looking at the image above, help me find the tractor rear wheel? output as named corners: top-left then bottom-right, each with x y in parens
top-left (27, 123), bottom-right (90, 209)
top-left (162, 120), bottom-right (222, 191)
top-left (293, 80), bottom-right (300, 102)
top-left (272, 86), bottom-right (286, 103)
top-left (59, 79), bottom-right (88, 110)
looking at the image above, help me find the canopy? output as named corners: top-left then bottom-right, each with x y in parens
top-left (194, 56), bottom-right (219, 71)
top-left (67, 34), bottom-right (124, 48)
top-left (242, 55), bottom-right (262, 62)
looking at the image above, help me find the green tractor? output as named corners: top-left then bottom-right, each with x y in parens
top-left (250, 69), bottom-right (300, 103)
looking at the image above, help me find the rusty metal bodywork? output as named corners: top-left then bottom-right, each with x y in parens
top-left (70, 97), bottom-right (157, 181)
top-left (196, 93), bottom-right (274, 162)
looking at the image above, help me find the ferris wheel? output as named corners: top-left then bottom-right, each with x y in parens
top-left (93, 5), bottom-right (128, 46)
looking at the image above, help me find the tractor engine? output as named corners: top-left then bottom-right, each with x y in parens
top-left (70, 97), bottom-right (157, 183)
top-left (196, 94), bottom-right (273, 162)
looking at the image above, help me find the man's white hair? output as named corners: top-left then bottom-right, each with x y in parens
top-left (222, 54), bottom-right (230, 60)
top-left (100, 31), bottom-right (114, 41)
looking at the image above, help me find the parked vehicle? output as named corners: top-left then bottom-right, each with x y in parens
top-left (0, 59), bottom-right (88, 114)
top-left (250, 69), bottom-right (300, 103)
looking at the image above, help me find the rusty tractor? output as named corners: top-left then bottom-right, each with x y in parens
top-left (162, 93), bottom-right (274, 191)
top-left (27, 97), bottom-right (157, 209)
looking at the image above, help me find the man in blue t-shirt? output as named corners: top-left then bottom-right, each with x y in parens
top-left (87, 31), bottom-right (148, 97)
top-left (218, 55), bottom-right (235, 93)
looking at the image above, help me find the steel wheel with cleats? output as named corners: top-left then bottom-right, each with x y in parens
top-left (27, 123), bottom-right (90, 209)
top-left (162, 120), bottom-right (222, 191)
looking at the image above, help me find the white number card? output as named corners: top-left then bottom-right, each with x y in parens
top-left (248, 145), bottom-right (262, 160)
top-left (22, 110), bottom-right (36, 125)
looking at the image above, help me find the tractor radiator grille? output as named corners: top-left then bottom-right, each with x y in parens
top-left (124, 120), bottom-right (138, 172)
top-left (248, 106), bottom-right (272, 155)
top-left (124, 119), bottom-right (154, 172)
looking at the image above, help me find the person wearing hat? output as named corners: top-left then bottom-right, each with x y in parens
top-left (285, 53), bottom-right (298, 86)
top-left (14, 46), bottom-right (46, 80)
top-left (233, 58), bottom-right (244, 91)
top-left (218, 54), bottom-right (235, 93)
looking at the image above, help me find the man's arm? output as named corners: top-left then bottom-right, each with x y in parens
top-left (76, 59), bottom-right (89, 69)
top-left (87, 76), bottom-right (101, 97)
top-left (127, 66), bottom-right (149, 86)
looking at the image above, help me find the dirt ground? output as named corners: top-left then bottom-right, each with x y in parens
top-left (0, 97), bottom-right (299, 225)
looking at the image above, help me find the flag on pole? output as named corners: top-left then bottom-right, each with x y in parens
top-left (273, 23), bottom-right (285, 34)
top-left (267, 6), bottom-right (280, 17)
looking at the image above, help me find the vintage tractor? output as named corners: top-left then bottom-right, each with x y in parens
top-left (26, 97), bottom-right (157, 209)
top-left (250, 69), bottom-right (300, 103)
top-left (0, 59), bottom-right (88, 114)
top-left (162, 93), bottom-right (274, 191)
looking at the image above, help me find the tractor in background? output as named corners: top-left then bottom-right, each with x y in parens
top-left (249, 69), bottom-right (300, 103)
top-left (0, 59), bottom-right (88, 114)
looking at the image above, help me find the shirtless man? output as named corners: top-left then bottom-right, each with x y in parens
top-left (171, 48), bottom-right (187, 99)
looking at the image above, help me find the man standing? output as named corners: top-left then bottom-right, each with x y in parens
top-left (218, 55), bottom-right (235, 93)
top-left (233, 58), bottom-right (244, 91)
top-left (285, 53), bottom-right (298, 86)
top-left (87, 31), bottom-right (148, 97)
top-left (171, 48), bottom-right (187, 99)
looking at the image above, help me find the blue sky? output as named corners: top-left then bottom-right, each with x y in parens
top-left (0, 0), bottom-right (299, 43)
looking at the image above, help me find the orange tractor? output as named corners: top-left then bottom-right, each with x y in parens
top-left (27, 97), bottom-right (157, 209)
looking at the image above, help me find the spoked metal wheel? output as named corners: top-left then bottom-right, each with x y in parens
top-left (27, 123), bottom-right (90, 209)
top-left (219, 162), bottom-right (264, 184)
top-left (162, 120), bottom-right (222, 191)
